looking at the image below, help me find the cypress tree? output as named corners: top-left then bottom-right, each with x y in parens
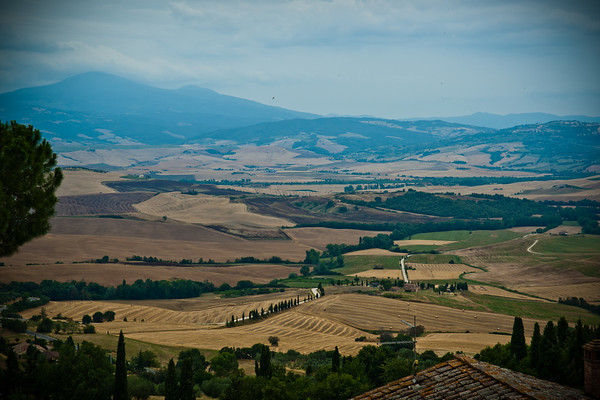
top-left (529, 322), bottom-right (541, 369)
top-left (179, 357), bottom-right (195, 400)
top-left (164, 359), bottom-right (178, 400)
top-left (538, 321), bottom-right (560, 381)
top-left (258, 344), bottom-right (272, 378)
top-left (557, 317), bottom-right (569, 346)
top-left (510, 317), bottom-right (527, 360)
top-left (114, 330), bottom-right (128, 400)
top-left (332, 346), bottom-right (341, 372)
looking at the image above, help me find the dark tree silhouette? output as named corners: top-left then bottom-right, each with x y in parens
top-left (0, 121), bottom-right (63, 257)
top-left (510, 317), bottom-right (527, 360)
top-left (164, 359), bottom-right (178, 400)
top-left (114, 330), bottom-right (128, 400)
top-left (332, 346), bottom-right (341, 372)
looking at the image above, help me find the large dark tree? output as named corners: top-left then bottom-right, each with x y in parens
top-left (164, 359), bottom-right (178, 400)
top-left (0, 121), bottom-right (63, 257)
top-left (529, 322), bottom-right (541, 368)
top-left (510, 317), bottom-right (527, 361)
top-left (114, 331), bottom-right (129, 400)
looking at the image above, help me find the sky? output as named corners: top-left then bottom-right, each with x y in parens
top-left (1, 0), bottom-right (599, 119)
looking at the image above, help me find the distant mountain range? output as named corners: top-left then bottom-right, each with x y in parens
top-left (1, 73), bottom-right (599, 173)
top-left (0, 72), bottom-right (317, 146)
top-left (415, 112), bottom-right (600, 130)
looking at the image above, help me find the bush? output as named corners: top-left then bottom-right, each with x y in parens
top-left (92, 311), bottom-right (104, 323)
top-left (37, 317), bottom-right (54, 333)
top-left (83, 324), bottom-right (96, 334)
top-left (201, 377), bottom-right (231, 398)
top-left (268, 336), bottom-right (280, 346)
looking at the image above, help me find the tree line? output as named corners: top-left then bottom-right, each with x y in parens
top-left (0, 278), bottom-right (288, 310)
top-left (477, 316), bottom-right (600, 389)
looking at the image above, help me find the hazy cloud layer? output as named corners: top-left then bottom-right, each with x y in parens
top-left (1, 0), bottom-right (598, 118)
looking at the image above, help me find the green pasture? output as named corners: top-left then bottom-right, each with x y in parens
top-left (410, 229), bottom-right (523, 250)
top-left (534, 234), bottom-right (600, 254)
top-left (335, 255), bottom-right (401, 275)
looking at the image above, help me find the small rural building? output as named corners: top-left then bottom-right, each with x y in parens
top-left (351, 354), bottom-right (591, 399)
top-left (403, 283), bottom-right (419, 292)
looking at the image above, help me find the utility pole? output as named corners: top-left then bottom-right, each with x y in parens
top-left (401, 316), bottom-right (418, 369)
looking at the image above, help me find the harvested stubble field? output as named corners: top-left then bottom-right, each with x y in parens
top-left (417, 333), bottom-right (511, 356)
top-left (0, 263), bottom-right (302, 286)
top-left (297, 293), bottom-right (545, 337)
top-left (405, 263), bottom-right (479, 280)
top-left (21, 289), bottom-right (310, 326)
top-left (468, 285), bottom-right (549, 302)
top-left (512, 282), bottom-right (600, 303)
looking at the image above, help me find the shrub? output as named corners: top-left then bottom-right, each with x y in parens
top-left (83, 324), bottom-right (96, 334)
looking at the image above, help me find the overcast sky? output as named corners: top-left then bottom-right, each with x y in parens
top-left (1, 0), bottom-right (599, 118)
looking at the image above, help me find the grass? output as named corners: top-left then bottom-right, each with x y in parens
top-left (461, 292), bottom-right (600, 324)
top-left (534, 235), bottom-right (600, 254)
top-left (280, 277), bottom-right (336, 288)
top-left (58, 332), bottom-right (218, 365)
top-left (386, 290), bottom-right (600, 325)
top-left (335, 255), bottom-right (401, 275)
top-left (411, 230), bottom-right (523, 250)
top-left (405, 254), bottom-right (462, 264)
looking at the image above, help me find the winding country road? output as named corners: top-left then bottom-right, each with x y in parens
top-left (526, 239), bottom-right (540, 254)
top-left (400, 257), bottom-right (409, 283)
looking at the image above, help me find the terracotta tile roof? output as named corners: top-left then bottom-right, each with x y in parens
top-left (351, 355), bottom-right (590, 400)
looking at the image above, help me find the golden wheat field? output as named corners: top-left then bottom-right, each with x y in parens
top-left (284, 227), bottom-right (390, 250)
top-left (134, 192), bottom-right (292, 228)
top-left (417, 333), bottom-right (511, 355)
top-left (20, 289), bottom-right (553, 356)
top-left (405, 263), bottom-right (480, 280)
top-left (55, 170), bottom-right (125, 196)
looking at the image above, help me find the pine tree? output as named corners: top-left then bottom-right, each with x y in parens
top-left (510, 317), bottom-right (527, 360)
top-left (114, 330), bottom-right (128, 400)
top-left (164, 359), bottom-right (178, 400)
top-left (332, 346), bottom-right (341, 372)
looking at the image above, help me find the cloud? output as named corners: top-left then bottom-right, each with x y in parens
top-left (0, 0), bottom-right (599, 117)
